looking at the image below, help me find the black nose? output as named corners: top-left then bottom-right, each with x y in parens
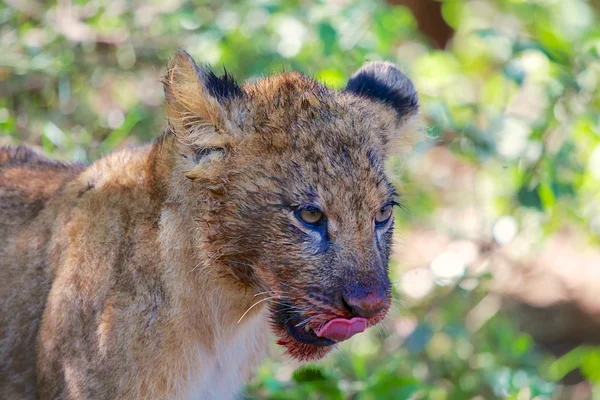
top-left (342, 288), bottom-right (388, 318)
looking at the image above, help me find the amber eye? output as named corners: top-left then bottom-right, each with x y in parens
top-left (375, 205), bottom-right (393, 226)
top-left (297, 208), bottom-right (324, 225)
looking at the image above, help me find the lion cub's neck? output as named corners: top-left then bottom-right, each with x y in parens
top-left (147, 135), bottom-right (263, 326)
top-left (147, 138), bottom-right (270, 397)
top-left (72, 138), bottom-right (269, 397)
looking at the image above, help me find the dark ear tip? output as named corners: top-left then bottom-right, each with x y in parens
top-left (356, 61), bottom-right (415, 91)
top-left (345, 61), bottom-right (418, 118)
top-left (354, 61), bottom-right (403, 77)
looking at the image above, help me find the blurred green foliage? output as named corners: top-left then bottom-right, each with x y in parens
top-left (2, 0), bottom-right (600, 398)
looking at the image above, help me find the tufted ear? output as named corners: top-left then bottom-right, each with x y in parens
top-left (344, 61), bottom-right (421, 153)
top-left (163, 51), bottom-right (244, 180)
top-left (345, 61), bottom-right (418, 119)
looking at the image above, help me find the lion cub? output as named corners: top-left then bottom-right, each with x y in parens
top-left (0, 51), bottom-right (420, 399)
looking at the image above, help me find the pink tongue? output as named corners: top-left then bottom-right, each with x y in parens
top-left (316, 317), bottom-right (368, 342)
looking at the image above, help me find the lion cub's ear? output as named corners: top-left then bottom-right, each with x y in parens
top-left (344, 61), bottom-right (422, 154)
top-left (163, 51), bottom-right (244, 179)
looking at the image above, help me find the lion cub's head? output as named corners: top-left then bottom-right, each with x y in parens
top-left (163, 51), bottom-right (420, 360)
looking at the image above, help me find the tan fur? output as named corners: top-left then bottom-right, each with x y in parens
top-left (0, 52), bottom-right (420, 399)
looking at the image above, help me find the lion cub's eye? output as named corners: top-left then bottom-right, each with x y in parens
top-left (375, 205), bottom-right (393, 227)
top-left (296, 207), bottom-right (324, 226)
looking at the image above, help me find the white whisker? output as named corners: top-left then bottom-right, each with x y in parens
top-left (294, 315), bottom-right (317, 327)
top-left (237, 296), bottom-right (277, 324)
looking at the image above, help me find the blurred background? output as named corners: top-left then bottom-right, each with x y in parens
top-left (2, 0), bottom-right (600, 398)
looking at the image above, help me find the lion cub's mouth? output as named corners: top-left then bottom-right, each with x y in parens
top-left (283, 312), bottom-right (368, 346)
top-left (281, 308), bottom-right (336, 347)
top-left (269, 299), bottom-right (381, 361)
top-left (281, 311), bottom-right (367, 345)
top-left (315, 317), bottom-right (368, 341)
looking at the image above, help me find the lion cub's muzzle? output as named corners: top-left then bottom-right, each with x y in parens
top-left (276, 280), bottom-right (391, 346)
top-left (314, 285), bottom-right (390, 342)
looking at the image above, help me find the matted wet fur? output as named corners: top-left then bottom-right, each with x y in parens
top-left (0, 51), bottom-right (421, 399)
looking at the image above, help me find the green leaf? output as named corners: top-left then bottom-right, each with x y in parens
top-left (292, 365), bottom-right (328, 383)
top-left (517, 185), bottom-right (543, 210)
top-left (547, 346), bottom-right (587, 381)
top-left (538, 181), bottom-right (556, 210)
top-left (318, 22), bottom-right (337, 56)
top-left (581, 349), bottom-right (600, 382)
top-left (99, 109), bottom-right (142, 153)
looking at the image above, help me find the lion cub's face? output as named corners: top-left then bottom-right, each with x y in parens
top-left (164, 52), bottom-right (420, 360)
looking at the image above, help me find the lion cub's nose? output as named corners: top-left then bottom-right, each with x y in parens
top-left (342, 288), bottom-right (388, 318)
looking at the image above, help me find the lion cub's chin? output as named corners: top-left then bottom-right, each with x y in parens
top-left (273, 324), bottom-right (335, 361)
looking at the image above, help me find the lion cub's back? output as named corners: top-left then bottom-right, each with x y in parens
top-left (0, 146), bottom-right (85, 220)
top-left (0, 146), bottom-right (84, 399)
top-left (0, 146), bottom-right (84, 256)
